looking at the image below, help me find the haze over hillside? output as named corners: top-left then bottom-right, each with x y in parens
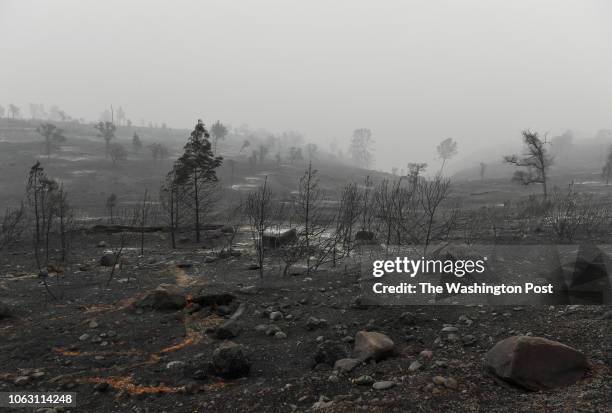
top-left (1, 0), bottom-right (611, 172)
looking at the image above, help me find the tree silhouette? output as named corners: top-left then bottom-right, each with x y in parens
top-left (94, 121), bottom-right (117, 158)
top-left (174, 120), bottom-right (223, 242)
top-left (36, 123), bottom-right (66, 158)
top-left (437, 138), bottom-right (458, 173)
top-left (210, 120), bottom-right (228, 154)
top-left (504, 130), bottom-right (553, 200)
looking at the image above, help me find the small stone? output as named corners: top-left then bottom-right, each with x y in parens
top-left (419, 350), bottom-right (433, 359)
top-left (88, 320), bottom-right (99, 329)
top-left (432, 376), bottom-right (446, 386)
top-left (408, 360), bottom-right (422, 372)
top-left (441, 326), bottom-right (458, 333)
top-left (14, 376), bottom-right (29, 386)
top-left (353, 375), bottom-right (374, 385)
top-left (269, 311), bottom-right (283, 321)
top-left (372, 381), bottom-right (395, 390)
top-left (334, 358), bottom-right (360, 373)
top-left (78, 333), bottom-right (90, 341)
top-left (166, 360), bottom-right (186, 370)
top-left (275, 331), bottom-right (287, 340)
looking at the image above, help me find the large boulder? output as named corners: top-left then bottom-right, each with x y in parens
top-left (262, 228), bottom-right (298, 249)
top-left (484, 336), bottom-right (588, 391)
top-left (99, 251), bottom-right (116, 267)
top-left (353, 331), bottom-right (394, 361)
top-left (211, 341), bottom-right (251, 379)
top-left (135, 284), bottom-right (186, 311)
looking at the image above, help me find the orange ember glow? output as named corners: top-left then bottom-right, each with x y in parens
top-left (81, 375), bottom-right (181, 395)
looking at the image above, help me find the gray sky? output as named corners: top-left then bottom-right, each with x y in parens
top-left (1, 0), bottom-right (611, 171)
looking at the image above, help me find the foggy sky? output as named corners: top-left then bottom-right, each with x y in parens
top-left (1, 0), bottom-right (611, 171)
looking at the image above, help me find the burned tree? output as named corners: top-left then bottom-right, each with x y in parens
top-left (0, 204), bottom-right (25, 251)
top-left (36, 123), bottom-right (66, 158)
top-left (132, 132), bottom-right (143, 152)
top-left (246, 177), bottom-right (274, 278)
top-left (160, 168), bottom-right (186, 249)
top-left (174, 120), bottom-right (223, 243)
top-left (94, 121), bottom-right (117, 158)
top-left (504, 130), bottom-right (553, 200)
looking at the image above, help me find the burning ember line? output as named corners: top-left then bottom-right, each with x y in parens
top-left (159, 337), bottom-right (195, 354)
top-left (80, 375), bottom-right (182, 395)
top-left (52, 347), bottom-right (141, 357)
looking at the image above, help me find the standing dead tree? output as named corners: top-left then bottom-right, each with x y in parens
top-left (246, 177), bottom-right (274, 278)
top-left (408, 175), bottom-right (456, 254)
top-left (504, 130), bottom-right (553, 201)
top-left (295, 162), bottom-right (325, 275)
top-left (0, 203), bottom-right (25, 251)
top-left (160, 168), bottom-right (186, 249)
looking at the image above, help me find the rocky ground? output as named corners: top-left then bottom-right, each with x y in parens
top-left (0, 229), bottom-right (610, 413)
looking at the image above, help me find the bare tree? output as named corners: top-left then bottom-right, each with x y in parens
top-left (0, 203), bottom-right (25, 251)
top-left (409, 175), bottom-right (456, 254)
top-left (504, 130), bottom-right (553, 200)
top-left (245, 177), bottom-right (274, 278)
top-left (160, 168), bottom-right (185, 249)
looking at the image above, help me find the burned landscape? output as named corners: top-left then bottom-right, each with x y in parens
top-left (2, 2), bottom-right (612, 412)
top-left (0, 115), bottom-right (610, 413)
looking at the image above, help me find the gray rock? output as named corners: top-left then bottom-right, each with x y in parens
top-left (211, 341), bottom-right (251, 379)
top-left (269, 311), bottom-right (283, 321)
top-left (135, 284), bottom-right (186, 311)
top-left (99, 253), bottom-right (115, 267)
top-left (215, 320), bottom-right (242, 339)
top-left (408, 360), bottom-right (422, 372)
top-left (353, 375), bottom-right (374, 385)
top-left (274, 331), bottom-right (287, 340)
top-left (373, 381), bottom-right (395, 390)
top-left (484, 336), bottom-right (588, 391)
top-left (333, 358), bottom-right (360, 373)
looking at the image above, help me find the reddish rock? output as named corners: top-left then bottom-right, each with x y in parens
top-left (484, 336), bottom-right (588, 391)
